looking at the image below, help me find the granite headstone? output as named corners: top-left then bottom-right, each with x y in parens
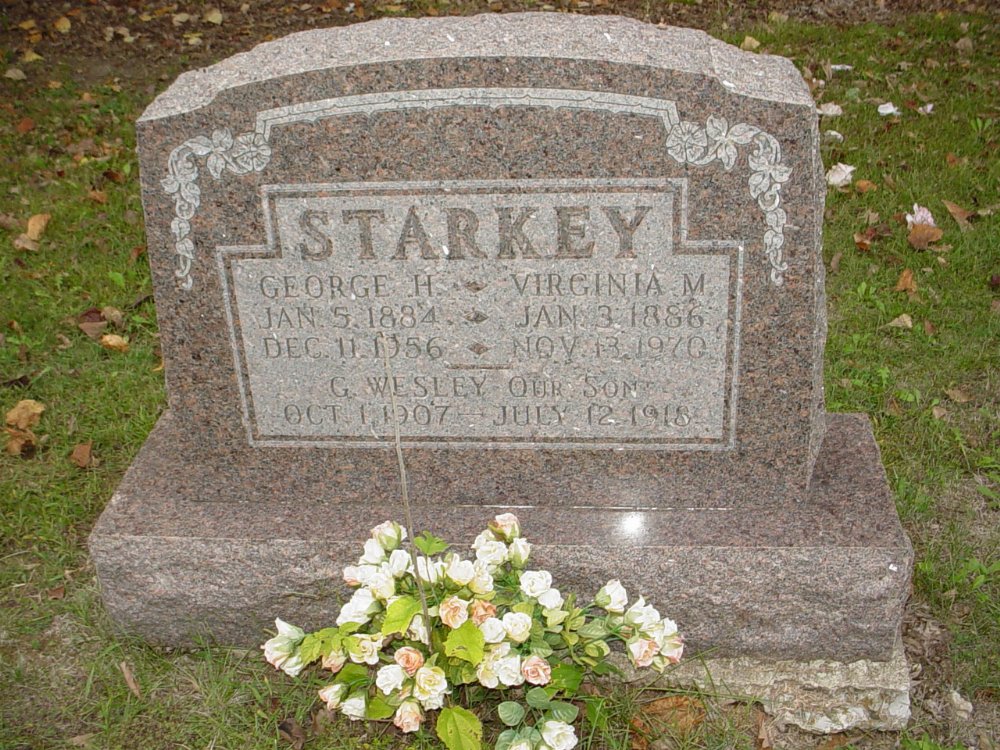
top-left (90, 14), bottom-right (911, 662)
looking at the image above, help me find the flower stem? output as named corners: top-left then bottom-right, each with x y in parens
top-left (377, 332), bottom-right (432, 649)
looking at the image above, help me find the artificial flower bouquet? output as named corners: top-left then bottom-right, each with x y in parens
top-left (263, 514), bottom-right (683, 750)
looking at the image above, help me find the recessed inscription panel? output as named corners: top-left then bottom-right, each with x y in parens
top-left (223, 179), bottom-right (739, 448)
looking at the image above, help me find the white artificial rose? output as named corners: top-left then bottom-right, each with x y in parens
top-left (475, 540), bottom-right (509, 568)
top-left (446, 556), bottom-right (476, 586)
top-left (342, 565), bottom-right (366, 587)
top-left (541, 720), bottom-right (578, 750)
top-left (415, 556), bottom-right (443, 584)
top-left (628, 637), bottom-right (660, 668)
top-left (508, 537), bottom-right (531, 567)
top-left (655, 618), bottom-right (684, 664)
top-left (537, 587), bottom-right (564, 610)
top-left (624, 596), bottom-right (661, 631)
top-left (262, 618), bottom-right (305, 674)
top-left (489, 512), bottom-right (520, 540)
top-left (318, 683), bottom-right (347, 710)
top-left (376, 663), bottom-right (407, 695)
top-left (393, 700), bottom-right (424, 733)
top-left (421, 691), bottom-right (446, 710)
top-left (407, 613), bottom-right (429, 643)
top-left (475, 643), bottom-right (510, 688)
top-left (519, 570), bottom-right (553, 599)
top-left (496, 654), bottom-right (525, 686)
top-left (502, 611), bottom-right (533, 643)
top-left (336, 587), bottom-right (378, 626)
top-left (387, 549), bottom-right (412, 578)
top-left (413, 665), bottom-right (449, 704)
top-left (321, 646), bottom-right (347, 673)
top-left (348, 633), bottom-right (384, 665)
top-left (370, 520), bottom-right (406, 551)
top-left (595, 579), bottom-right (628, 613)
top-left (340, 691), bottom-right (367, 720)
top-left (368, 567), bottom-right (396, 601)
top-left (469, 561), bottom-right (495, 595)
top-left (509, 740), bottom-right (533, 750)
top-left (360, 537), bottom-right (387, 565)
top-left (478, 616), bottom-right (506, 644)
top-left (471, 529), bottom-right (497, 551)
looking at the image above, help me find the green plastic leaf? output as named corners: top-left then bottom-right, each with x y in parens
top-left (512, 601), bottom-right (535, 617)
top-left (444, 620), bottom-right (485, 665)
top-left (525, 686), bottom-right (551, 710)
top-left (577, 619), bottom-right (609, 640)
top-left (497, 701), bottom-right (526, 727)
top-left (297, 628), bottom-right (341, 665)
top-left (583, 696), bottom-right (608, 731)
top-left (590, 660), bottom-right (624, 677)
top-left (436, 706), bottom-right (482, 750)
top-left (549, 664), bottom-right (584, 694)
top-left (547, 701), bottom-right (579, 724)
top-left (495, 729), bottom-right (517, 750)
top-left (366, 694), bottom-right (396, 720)
top-left (334, 662), bottom-right (370, 687)
top-left (414, 531), bottom-right (450, 556)
top-left (381, 595), bottom-right (422, 636)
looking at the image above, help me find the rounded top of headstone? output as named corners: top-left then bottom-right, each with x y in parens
top-left (140, 13), bottom-right (812, 122)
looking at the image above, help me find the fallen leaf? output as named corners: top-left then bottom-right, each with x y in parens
top-left (817, 102), bottom-right (843, 117)
top-left (54, 16), bottom-right (72, 33)
top-left (945, 388), bottom-right (972, 404)
top-left (6, 399), bottom-right (45, 430)
top-left (16, 117), bottom-right (35, 134)
top-left (955, 37), bottom-right (973, 56)
top-left (923, 320), bottom-right (936, 335)
top-left (172, 12), bottom-right (191, 26)
top-left (203, 7), bottom-right (224, 24)
top-left (88, 189), bottom-right (108, 205)
top-left (990, 274), bottom-right (999, 290)
top-left (102, 169), bottom-right (126, 185)
top-left (754, 705), bottom-right (776, 749)
top-left (70, 441), bottom-right (94, 468)
top-left (942, 200), bottom-right (974, 232)
top-left (894, 268), bottom-right (918, 298)
top-left (826, 163), bottom-right (855, 188)
top-left (99, 334), bottom-right (129, 353)
top-left (101, 306), bottom-right (124, 327)
top-left (56, 334), bottom-right (73, 350)
top-left (0, 214), bottom-right (20, 231)
top-left (118, 661), bottom-right (142, 699)
top-left (18, 19), bottom-right (36, 30)
top-left (21, 49), bottom-right (43, 63)
top-left (888, 314), bottom-right (913, 329)
top-left (740, 35), bottom-right (761, 52)
top-left (855, 179), bottom-right (878, 193)
top-left (854, 231), bottom-right (873, 252)
top-left (128, 245), bottom-right (146, 263)
top-left (278, 718), bottom-right (306, 750)
top-left (4, 68), bottom-right (27, 81)
top-left (68, 733), bottom-right (98, 747)
top-left (945, 152), bottom-right (965, 167)
top-left (26, 213), bottom-right (50, 241)
top-left (878, 102), bottom-right (901, 116)
top-left (47, 585), bottom-right (66, 600)
top-left (78, 321), bottom-right (108, 340)
top-left (931, 405), bottom-right (948, 420)
top-left (817, 734), bottom-right (852, 750)
top-left (908, 224), bottom-right (944, 251)
top-left (13, 235), bottom-right (39, 252)
top-left (830, 251), bottom-right (843, 273)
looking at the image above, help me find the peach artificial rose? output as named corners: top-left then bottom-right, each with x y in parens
top-left (521, 655), bottom-right (552, 685)
top-left (394, 646), bottom-right (425, 677)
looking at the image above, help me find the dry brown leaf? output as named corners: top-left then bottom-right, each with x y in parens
top-left (817, 734), bottom-right (852, 750)
top-left (888, 314), bottom-right (913, 329)
top-left (56, 333), bottom-right (73, 350)
top-left (932, 405), bottom-right (948, 420)
top-left (21, 50), bottom-right (42, 63)
top-left (54, 16), bottom-right (72, 33)
top-left (99, 334), bottom-right (129, 352)
top-left (13, 235), bottom-right (39, 251)
top-left (631, 695), bottom-right (706, 747)
top-left (894, 268), bottom-right (918, 298)
top-left (741, 35), bottom-right (761, 51)
top-left (945, 388), bottom-right (972, 403)
top-left (0, 213), bottom-right (20, 231)
top-left (47, 585), bottom-right (66, 600)
top-left (278, 718), bottom-right (306, 750)
top-left (78, 320), bottom-right (108, 340)
top-left (5, 427), bottom-right (35, 456)
top-left (88, 189), bottom-right (108, 205)
top-left (204, 7), bottom-right (224, 24)
top-left (67, 733), bottom-right (98, 747)
top-left (118, 661), bottom-right (142, 699)
top-left (856, 179), bottom-right (878, 193)
top-left (6, 399), bottom-right (45, 430)
top-left (101, 306), bottom-right (124, 327)
top-left (26, 213), bottom-right (51, 241)
top-left (16, 117), bottom-right (35, 134)
top-left (955, 36), bottom-right (973, 55)
top-left (4, 68), bottom-right (27, 81)
top-left (908, 224), bottom-right (944, 250)
top-left (945, 152), bottom-right (965, 167)
top-left (942, 200), bottom-right (974, 232)
top-left (70, 441), bottom-right (94, 468)
top-left (830, 251), bottom-right (843, 273)
top-left (923, 320), bottom-right (936, 335)
top-left (754, 705), bottom-right (776, 749)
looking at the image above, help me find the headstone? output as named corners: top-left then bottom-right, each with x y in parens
top-left (90, 14), bottom-right (911, 664)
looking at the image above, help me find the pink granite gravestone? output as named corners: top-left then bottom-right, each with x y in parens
top-left (90, 14), bottom-right (911, 661)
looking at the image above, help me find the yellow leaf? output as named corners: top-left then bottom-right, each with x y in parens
top-left (99, 334), bottom-right (129, 353)
top-left (26, 213), bottom-right (51, 241)
top-left (21, 50), bottom-right (43, 63)
top-left (203, 7), bottom-right (224, 24)
top-left (5, 399), bottom-right (45, 430)
top-left (54, 16), bottom-right (72, 33)
top-left (740, 35), bottom-right (761, 52)
top-left (18, 20), bottom-right (37, 30)
top-left (887, 314), bottom-right (913, 330)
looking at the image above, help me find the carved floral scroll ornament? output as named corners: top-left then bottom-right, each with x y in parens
top-left (161, 94), bottom-right (791, 290)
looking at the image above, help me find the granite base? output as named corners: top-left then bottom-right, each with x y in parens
top-left (89, 413), bottom-right (911, 661)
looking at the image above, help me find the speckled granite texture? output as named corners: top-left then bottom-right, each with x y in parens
top-left (90, 15), bottom-right (911, 659)
top-left (91, 413), bottom-right (912, 660)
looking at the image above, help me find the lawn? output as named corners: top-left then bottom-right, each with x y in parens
top-left (1, 4), bottom-right (997, 749)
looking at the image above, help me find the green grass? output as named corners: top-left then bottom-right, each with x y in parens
top-left (2, 11), bottom-right (998, 750)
